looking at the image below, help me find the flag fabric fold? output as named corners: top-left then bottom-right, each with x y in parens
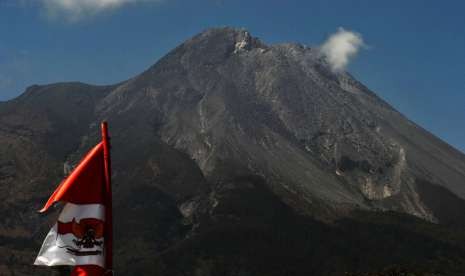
top-left (34, 203), bottom-right (105, 267)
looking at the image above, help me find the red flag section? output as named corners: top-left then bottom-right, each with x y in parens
top-left (71, 265), bottom-right (106, 276)
top-left (39, 142), bottom-right (106, 212)
top-left (57, 218), bottom-right (105, 239)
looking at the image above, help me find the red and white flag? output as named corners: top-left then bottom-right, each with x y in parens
top-left (34, 122), bottom-right (113, 276)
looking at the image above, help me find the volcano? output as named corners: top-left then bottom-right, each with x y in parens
top-left (1, 27), bottom-right (465, 275)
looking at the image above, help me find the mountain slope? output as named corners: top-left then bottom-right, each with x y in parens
top-left (1, 27), bottom-right (465, 275)
top-left (98, 27), bottom-right (465, 221)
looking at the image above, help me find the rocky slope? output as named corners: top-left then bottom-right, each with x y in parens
top-left (1, 27), bottom-right (465, 275)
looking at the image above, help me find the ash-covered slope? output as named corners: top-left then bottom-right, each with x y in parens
top-left (99, 27), bottom-right (465, 221)
top-left (1, 27), bottom-right (465, 275)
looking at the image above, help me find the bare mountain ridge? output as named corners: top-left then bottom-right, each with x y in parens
top-left (1, 27), bottom-right (465, 275)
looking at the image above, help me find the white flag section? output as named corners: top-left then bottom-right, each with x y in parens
top-left (34, 203), bottom-right (105, 267)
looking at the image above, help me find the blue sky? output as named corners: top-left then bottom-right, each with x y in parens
top-left (0, 0), bottom-right (464, 152)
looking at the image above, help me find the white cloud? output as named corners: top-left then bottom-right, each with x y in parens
top-left (42, 0), bottom-right (161, 21)
top-left (320, 27), bottom-right (365, 72)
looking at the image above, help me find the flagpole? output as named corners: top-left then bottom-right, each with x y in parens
top-left (101, 121), bottom-right (113, 275)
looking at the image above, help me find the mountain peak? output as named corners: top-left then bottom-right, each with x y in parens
top-left (181, 27), bottom-right (268, 58)
top-left (194, 27), bottom-right (262, 47)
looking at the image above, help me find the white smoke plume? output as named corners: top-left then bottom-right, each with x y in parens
top-left (320, 27), bottom-right (365, 72)
top-left (42, 0), bottom-right (161, 21)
